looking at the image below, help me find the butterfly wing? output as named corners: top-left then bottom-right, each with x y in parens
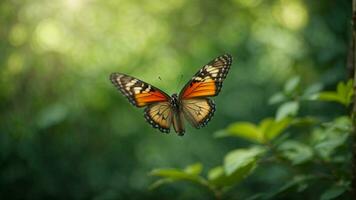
top-left (181, 98), bottom-right (216, 128)
top-left (179, 54), bottom-right (232, 99)
top-left (110, 73), bottom-right (174, 133)
top-left (144, 102), bottom-right (173, 133)
top-left (179, 54), bottom-right (232, 128)
top-left (110, 73), bottom-right (170, 107)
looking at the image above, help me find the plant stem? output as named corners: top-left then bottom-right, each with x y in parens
top-left (197, 178), bottom-right (224, 200)
top-left (351, 0), bottom-right (356, 196)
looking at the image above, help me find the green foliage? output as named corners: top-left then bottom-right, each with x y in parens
top-left (151, 79), bottom-right (353, 199)
top-left (149, 163), bottom-right (207, 190)
top-left (215, 118), bottom-right (292, 144)
top-left (317, 80), bottom-right (354, 106)
top-left (150, 147), bottom-right (265, 193)
top-left (311, 116), bottom-right (351, 161)
top-left (224, 146), bottom-right (265, 176)
top-left (276, 101), bottom-right (299, 121)
top-left (320, 181), bottom-right (350, 200)
top-left (277, 140), bottom-right (313, 165)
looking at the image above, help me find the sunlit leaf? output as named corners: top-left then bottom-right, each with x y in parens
top-left (224, 146), bottom-right (265, 176)
top-left (208, 162), bottom-right (257, 187)
top-left (316, 79), bottom-right (354, 106)
top-left (149, 168), bottom-right (195, 180)
top-left (260, 118), bottom-right (292, 142)
top-left (149, 168), bottom-right (205, 183)
top-left (184, 163), bottom-right (203, 175)
top-left (149, 165), bottom-right (208, 190)
top-left (218, 118), bottom-right (292, 143)
top-left (148, 178), bottom-right (173, 190)
top-left (207, 166), bottom-right (226, 186)
top-left (317, 92), bottom-right (341, 103)
top-left (278, 140), bottom-right (313, 165)
top-left (215, 122), bottom-right (263, 143)
top-left (207, 147), bottom-right (266, 187)
top-left (276, 101), bottom-right (299, 121)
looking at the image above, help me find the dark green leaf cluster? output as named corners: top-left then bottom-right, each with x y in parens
top-left (150, 78), bottom-right (353, 200)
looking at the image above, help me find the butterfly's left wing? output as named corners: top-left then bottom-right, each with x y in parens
top-left (179, 54), bottom-right (232, 128)
top-left (110, 73), bottom-right (174, 133)
top-left (110, 73), bottom-right (170, 107)
top-left (144, 102), bottom-right (173, 133)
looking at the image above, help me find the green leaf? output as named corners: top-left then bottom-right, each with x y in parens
top-left (312, 116), bottom-right (351, 161)
top-left (284, 76), bottom-right (300, 95)
top-left (320, 183), bottom-right (349, 200)
top-left (215, 122), bottom-right (263, 143)
top-left (224, 146), bottom-right (266, 176)
top-left (149, 168), bottom-right (204, 184)
top-left (207, 147), bottom-right (266, 188)
top-left (149, 164), bottom-right (208, 190)
top-left (316, 79), bottom-right (354, 106)
top-left (268, 92), bottom-right (287, 105)
top-left (278, 140), bottom-right (313, 165)
top-left (208, 162), bottom-right (257, 187)
top-left (291, 117), bottom-right (319, 127)
top-left (36, 103), bottom-right (68, 128)
top-left (317, 92), bottom-right (341, 103)
top-left (301, 83), bottom-right (323, 100)
top-left (148, 178), bottom-right (173, 190)
top-left (184, 163), bottom-right (202, 175)
top-left (276, 101), bottom-right (299, 121)
top-left (207, 166), bottom-right (226, 186)
top-left (260, 118), bottom-right (292, 142)
top-left (216, 118), bottom-right (291, 143)
top-left (149, 168), bottom-right (196, 180)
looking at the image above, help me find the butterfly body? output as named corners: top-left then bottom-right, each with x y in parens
top-left (110, 54), bottom-right (232, 136)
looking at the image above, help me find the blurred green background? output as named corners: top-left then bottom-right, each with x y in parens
top-left (0, 0), bottom-right (352, 199)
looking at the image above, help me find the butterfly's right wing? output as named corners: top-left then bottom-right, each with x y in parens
top-left (181, 98), bottom-right (215, 129)
top-left (179, 54), bottom-right (232, 129)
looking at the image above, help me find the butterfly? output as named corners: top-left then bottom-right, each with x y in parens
top-left (110, 54), bottom-right (232, 136)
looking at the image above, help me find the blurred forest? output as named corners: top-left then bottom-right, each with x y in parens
top-left (0, 0), bottom-right (353, 199)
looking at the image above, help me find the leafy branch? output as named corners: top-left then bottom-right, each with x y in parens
top-left (149, 78), bottom-right (353, 199)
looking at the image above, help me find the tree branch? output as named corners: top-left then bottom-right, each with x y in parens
top-left (351, 0), bottom-right (356, 196)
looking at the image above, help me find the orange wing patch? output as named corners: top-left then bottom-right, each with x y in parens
top-left (135, 91), bottom-right (168, 106)
top-left (179, 54), bottom-right (232, 99)
top-left (181, 79), bottom-right (216, 99)
top-left (110, 73), bottom-right (170, 107)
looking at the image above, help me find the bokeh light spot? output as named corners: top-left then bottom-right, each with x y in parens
top-left (9, 24), bottom-right (28, 47)
top-left (234, 0), bottom-right (262, 7)
top-left (34, 19), bottom-right (63, 51)
top-left (66, 0), bottom-right (84, 10)
top-left (273, 0), bottom-right (308, 30)
top-left (7, 53), bottom-right (24, 75)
